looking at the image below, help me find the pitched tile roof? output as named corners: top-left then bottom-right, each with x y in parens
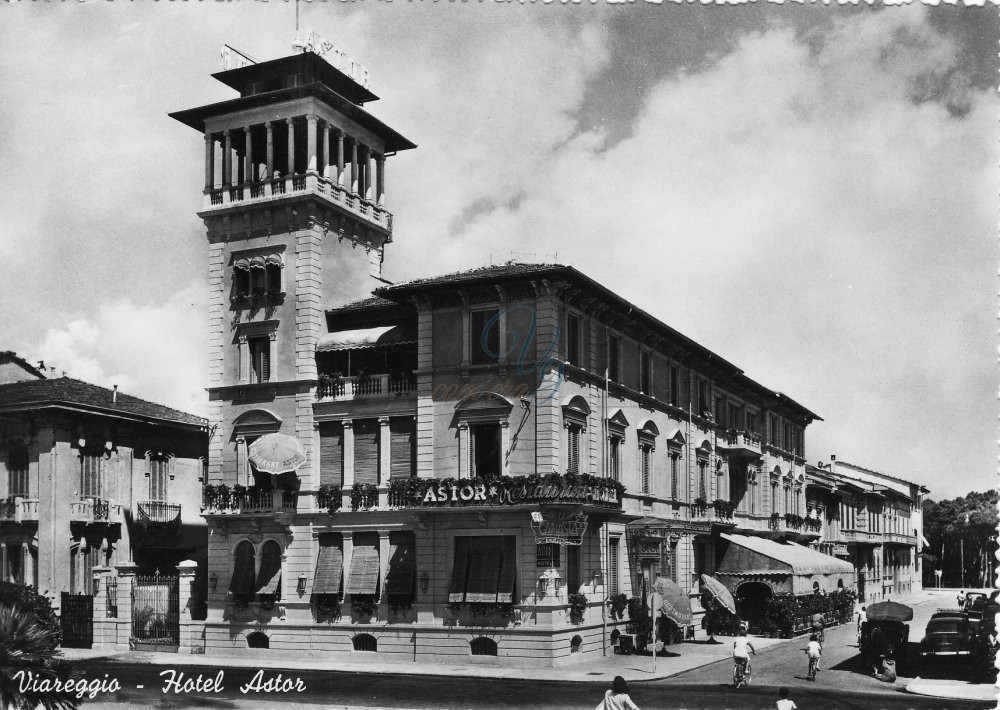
top-left (0, 377), bottom-right (206, 428)
top-left (380, 262), bottom-right (565, 292)
top-left (0, 351), bottom-right (46, 379)
top-left (327, 296), bottom-right (398, 314)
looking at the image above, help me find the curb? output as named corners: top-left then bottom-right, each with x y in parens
top-left (904, 680), bottom-right (998, 703)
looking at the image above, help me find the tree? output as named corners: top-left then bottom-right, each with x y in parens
top-left (923, 490), bottom-right (999, 588)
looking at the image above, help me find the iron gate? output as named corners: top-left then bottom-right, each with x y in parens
top-left (131, 573), bottom-right (179, 652)
top-left (60, 592), bottom-right (93, 648)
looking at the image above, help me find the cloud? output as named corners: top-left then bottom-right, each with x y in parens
top-left (20, 283), bottom-right (208, 416)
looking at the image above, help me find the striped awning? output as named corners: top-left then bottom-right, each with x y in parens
top-left (315, 325), bottom-right (415, 352)
top-left (255, 541), bottom-right (283, 595)
top-left (345, 545), bottom-right (380, 595)
top-left (449, 536), bottom-right (515, 603)
top-left (313, 536), bottom-right (344, 595)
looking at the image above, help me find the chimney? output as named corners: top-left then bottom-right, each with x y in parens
top-left (112, 385), bottom-right (118, 403)
top-left (37, 360), bottom-right (45, 370)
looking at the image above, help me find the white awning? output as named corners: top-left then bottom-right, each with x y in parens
top-left (315, 325), bottom-right (414, 352)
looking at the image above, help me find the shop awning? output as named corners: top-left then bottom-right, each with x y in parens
top-left (255, 543), bottom-right (282, 595)
top-left (385, 537), bottom-right (415, 596)
top-left (345, 545), bottom-right (380, 595)
top-left (229, 543), bottom-right (255, 596)
top-left (448, 536), bottom-right (516, 603)
top-left (718, 533), bottom-right (854, 577)
top-left (313, 538), bottom-right (344, 595)
top-left (316, 325), bottom-right (415, 352)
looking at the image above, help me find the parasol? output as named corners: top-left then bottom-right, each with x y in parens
top-left (248, 433), bottom-right (307, 475)
top-left (700, 574), bottom-right (737, 615)
top-left (652, 577), bottom-right (693, 626)
top-left (866, 601), bottom-right (913, 623)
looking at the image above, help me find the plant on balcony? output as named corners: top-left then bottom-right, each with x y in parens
top-left (567, 592), bottom-right (589, 624)
top-left (314, 594), bottom-right (342, 622)
top-left (446, 601), bottom-right (464, 616)
top-left (769, 512), bottom-right (781, 530)
top-left (608, 593), bottom-right (629, 621)
top-left (712, 498), bottom-right (735, 519)
top-left (693, 497), bottom-right (708, 512)
top-left (803, 517), bottom-right (822, 532)
top-left (350, 483), bottom-right (378, 511)
top-left (784, 513), bottom-right (804, 530)
top-left (388, 478), bottom-right (428, 508)
top-left (467, 602), bottom-right (513, 619)
top-left (388, 595), bottom-right (414, 618)
top-left (351, 594), bottom-right (377, 619)
top-left (257, 593), bottom-right (278, 611)
top-left (317, 484), bottom-right (342, 513)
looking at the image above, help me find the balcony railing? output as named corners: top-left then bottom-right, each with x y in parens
top-left (204, 174), bottom-right (393, 232)
top-left (316, 372), bottom-right (415, 401)
top-left (0, 496), bottom-right (39, 523)
top-left (387, 473), bottom-right (624, 511)
top-left (883, 532), bottom-right (916, 545)
top-left (718, 429), bottom-right (763, 456)
top-left (136, 501), bottom-right (182, 526)
top-left (202, 486), bottom-right (297, 514)
top-left (69, 497), bottom-right (122, 525)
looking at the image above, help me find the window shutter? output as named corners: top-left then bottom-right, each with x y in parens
top-left (609, 538), bottom-right (619, 596)
top-left (448, 537), bottom-right (471, 603)
top-left (389, 418), bottom-right (415, 479)
top-left (470, 309), bottom-right (499, 365)
top-left (319, 422), bottom-right (344, 486)
top-left (385, 532), bottom-right (415, 595)
top-left (567, 427), bottom-right (579, 474)
top-left (670, 456), bottom-right (679, 499)
top-left (255, 540), bottom-right (282, 596)
top-left (465, 537), bottom-right (503, 603)
top-left (496, 536), bottom-right (517, 603)
top-left (260, 342), bottom-right (270, 382)
top-left (313, 534), bottom-right (343, 595)
top-left (353, 420), bottom-right (379, 485)
top-left (345, 544), bottom-right (380, 595)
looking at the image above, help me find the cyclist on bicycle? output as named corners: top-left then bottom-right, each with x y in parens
top-left (805, 633), bottom-right (822, 680)
top-left (810, 612), bottom-right (825, 647)
top-left (733, 630), bottom-right (756, 684)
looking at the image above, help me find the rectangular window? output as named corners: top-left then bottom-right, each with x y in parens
top-left (449, 536), bottom-right (517, 603)
top-left (80, 451), bottom-right (103, 499)
top-left (386, 531), bottom-right (416, 598)
top-left (319, 422), bottom-right (344, 487)
top-left (746, 412), bottom-right (757, 434)
top-left (608, 538), bottom-right (620, 596)
top-left (609, 437), bottom-right (621, 482)
top-left (728, 403), bottom-right (742, 430)
top-left (607, 334), bottom-right (620, 383)
top-left (470, 309), bottom-right (500, 366)
top-left (670, 541), bottom-right (679, 584)
top-left (567, 426), bottom-right (580, 474)
top-left (148, 456), bottom-right (169, 501)
top-left (353, 419), bottom-right (380, 485)
top-left (698, 461), bottom-right (707, 500)
top-left (640, 445), bottom-right (651, 494)
top-left (8, 446), bottom-right (28, 497)
top-left (313, 533), bottom-right (344, 596)
top-left (669, 365), bottom-right (679, 406)
top-left (566, 313), bottom-right (581, 366)
top-left (248, 336), bottom-right (270, 383)
top-left (640, 351), bottom-right (651, 395)
top-left (6, 545), bottom-right (23, 585)
top-left (470, 423), bottom-right (501, 479)
top-left (390, 417), bottom-right (416, 479)
top-left (536, 543), bottom-right (560, 568)
top-left (698, 379), bottom-right (710, 414)
top-left (770, 415), bottom-right (780, 447)
top-left (344, 535), bottom-right (380, 596)
top-left (670, 454), bottom-right (679, 500)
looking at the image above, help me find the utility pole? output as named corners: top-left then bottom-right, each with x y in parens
top-left (959, 513), bottom-right (969, 588)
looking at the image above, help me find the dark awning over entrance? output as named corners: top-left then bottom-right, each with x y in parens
top-left (716, 533), bottom-right (854, 595)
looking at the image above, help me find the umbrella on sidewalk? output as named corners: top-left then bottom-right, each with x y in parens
top-left (700, 574), bottom-right (737, 615)
top-left (867, 601), bottom-right (913, 622)
top-left (248, 433), bottom-right (307, 476)
top-left (652, 577), bottom-right (693, 626)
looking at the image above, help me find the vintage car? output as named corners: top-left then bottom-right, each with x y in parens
top-left (919, 613), bottom-right (976, 657)
top-left (964, 593), bottom-right (988, 620)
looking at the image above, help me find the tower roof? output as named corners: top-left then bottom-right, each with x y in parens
top-left (213, 53), bottom-right (379, 105)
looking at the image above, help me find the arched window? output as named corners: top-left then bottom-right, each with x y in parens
top-left (246, 632), bottom-right (269, 648)
top-left (230, 541), bottom-right (256, 600)
top-left (255, 540), bottom-right (282, 600)
top-left (470, 637), bottom-right (497, 656)
top-left (353, 633), bottom-right (377, 652)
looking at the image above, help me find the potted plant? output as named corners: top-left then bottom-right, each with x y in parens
top-left (350, 482), bottom-right (379, 511)
top-left (314, 595), bottom-right (341, 622)
top-left (608, 593), bottom-right (629, 621)
top-left (351, 594), bottom-right (377, 620)
top-left (567, 592), bottom-right (589, 624)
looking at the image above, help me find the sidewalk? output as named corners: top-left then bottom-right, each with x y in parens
top-left (905, 678), bottom-right (998, 703)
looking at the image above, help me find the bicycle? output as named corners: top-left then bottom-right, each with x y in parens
top-left (733, 658), bottom-right (753, 688)
top-left (807, 656), bottom-right (819, 681)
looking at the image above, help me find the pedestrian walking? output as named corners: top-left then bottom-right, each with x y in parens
top-left (957, 590), bottom-right (966, 608)
top-left (856, 606), bottom-right (867, 645)
top-left (775, 687), bottom-right (797, 710)
top-left (596, 676), bottom-right (640, 710)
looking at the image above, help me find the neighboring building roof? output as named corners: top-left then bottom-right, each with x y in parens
top-left (327, 296), bottom-right (398, 315)
top-left (0, 351), bottom-right (46, 382)
top-left (375, 262), bottom-right (821, 422)
top-left (0, 377), bottom-right (207, 430)
top-left (832, 460), bottom-right (927, 496)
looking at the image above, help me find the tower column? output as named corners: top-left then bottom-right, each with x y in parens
top-left (204, 133), bottom-right (214, 191)
top-left (376, 154), bottom-right (385, 207)
top-left (222, 130), bottom-right (232, 188)
top-left (350, 137), bottom-right (358, 195)
top-left (306, 114), bottom-right (318, 174)
top-left (336, 130), bottom-right (345, 187)
top-left (364, 146), bottom-right (373, 202)
top-left (286, 117), bottom-right (296, 177)
top-left (323, 123), bottom-right (332, 179)
top-left (244, 126), bottom-right (253, 184)
top-left (266, 122), bottom-right (274, 179)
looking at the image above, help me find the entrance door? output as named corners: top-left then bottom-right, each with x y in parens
top-left (131, 574), bottom-right (180, 652)
top-left (59, 593), bottom-right (93, 648)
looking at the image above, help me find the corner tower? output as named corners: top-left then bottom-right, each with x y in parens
top-left (171, 48), bottom-right (415, 483)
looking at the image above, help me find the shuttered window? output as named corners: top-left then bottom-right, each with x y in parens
top-left (313, 534), bottom-right (344, 596)
top-left (640, 445), bottom-right (651, 494)
top-left (230, 541), bottom-right (256, 597)
top-left (148, 455), bottom-right (169, 501)
top-left (609, 538), bottom-right (620, 596)
top-left (255, 540), bottom-right (282, 597)
top-left (566, 313), bottom-right (581, 366)
top-left (608, 334), bottom-right (620, 383)
top-left (353, 419), bottom-right (379, 485)
top-left (567, 426), bottom-right (580, 474)
top-left (450, 536), bottom-right (516, 604)
top-left (249, 336), bottom-right (270, 383)
top-left (385, 532), bottom-right (415, 596)
top-left (80, 450), bottom-right (103, 499)
top-left (345, 543), bottom-right (380, 595)
top-left (609, 437), bottom-right (621, 482)
top-left (470, 309), bottom-right (500, 365)
top-left (670, 454), bottom-right (680, 500)
top-left (319, 422), bottom-right (344, 486)
top-left (640, 351), bottom-right (651, 394)
top-left (389, 418), bottom-right (416, 479)
top-left (8, 445), bottom-right (28, 497)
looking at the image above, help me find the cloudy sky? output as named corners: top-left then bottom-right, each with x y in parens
top-left (2, 3), bottom-right (995, 497)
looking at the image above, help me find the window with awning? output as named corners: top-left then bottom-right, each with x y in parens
top-left (385, 532), bottom-right (415, 597)
top-left (319, 422), bottom-right (344, 486)
top-left (255, 540), bottom-right (282, 597)
top-left (353, 419), bottom-right (379, 485)
top-left (345, 540), bottom-right (380, 596)
top-left (230, 541), bottom-right (256, 597)
top-left (449, 536), bottom-right (517, 603)
top-left (313, 533), bottom-right (343, 596)
top-left (389, 418), bottom-right (416, 479)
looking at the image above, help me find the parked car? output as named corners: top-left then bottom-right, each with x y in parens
top-left (963, 593), bottom-right (988, 619)
top-left (920, 614), bottom-right (976, 658)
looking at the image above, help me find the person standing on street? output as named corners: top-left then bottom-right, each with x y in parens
top-left (856, 606), bottom-right (867, 645)
top-left (597, 676), bottom-right (640, 710)
top-left (776, 687), bottom-right (797, 710)
top-left (957, 590), bottom-right (966, 608)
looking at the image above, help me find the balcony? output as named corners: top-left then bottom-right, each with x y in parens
top-left (135, 501), bottom-right (182, 527)
top-left (0, 496), bottom-right (39, 523)
top-left (203, 174), bottom-right (392, 234)
top-left (838, 529), bottom-right (882, 545)
top-left (69, 497), bottom-right (123, 525)
top-left (883, 532), bottom-right (916, 546)
top-left (315, 372), bottom-right (415, 401)
top-left (202, 486), bottom-right (297, 516)
top-left (717, 430), bottom-right (763, 458)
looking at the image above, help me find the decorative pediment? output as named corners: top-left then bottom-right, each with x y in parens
top-left (453, 392), bottom-right (514, 423)
top-left (233, 409), bottom-right (282, 437)
top-left (562, 395), bottom-right (591, 430)
top-left (607, 410), bottom-right (629, 439)
top-left (666, 429), bottom-right (686, 450)
top-left (696, 439), bottom-right (713, 460)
